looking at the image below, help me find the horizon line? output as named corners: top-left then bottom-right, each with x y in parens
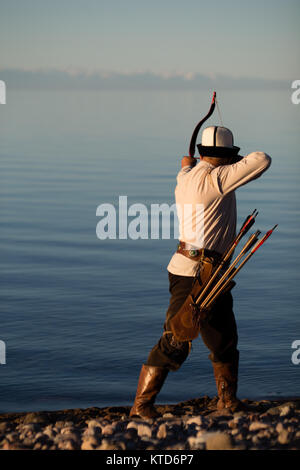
top-left (0, 68), bottom-right (291, 91)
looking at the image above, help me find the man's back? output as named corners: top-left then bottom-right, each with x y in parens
top-left (168, 151), bottom-right (271, 276)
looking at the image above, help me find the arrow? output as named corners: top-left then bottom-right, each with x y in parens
top-left (203, 225), bottom-right (278, 309)
top-left (193, 209), bottom-right (258, 305)
top-left (198, 230), bottom-right (261, 308)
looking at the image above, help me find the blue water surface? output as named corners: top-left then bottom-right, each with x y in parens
top-left (0, 89), bottom-right (299, 412)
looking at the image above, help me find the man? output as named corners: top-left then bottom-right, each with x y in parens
top-left (130, 125), bottom-right (271, 419)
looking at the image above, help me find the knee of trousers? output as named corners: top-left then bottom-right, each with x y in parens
top-left (162, 332), bottom-right (191, 369)
top-left (147, 333), bottom-right (191, 371)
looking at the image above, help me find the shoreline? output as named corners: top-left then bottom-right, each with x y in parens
top-left (1, 396), bottom-right (300, 450)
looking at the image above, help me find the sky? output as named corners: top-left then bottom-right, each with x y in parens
top-left (0, 0), bottom-right (299, 83)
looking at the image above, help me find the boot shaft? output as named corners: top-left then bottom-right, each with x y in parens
top-left (212, 358), bottom-right (239, 409)
top-left (130, 364), bottom-right (168, 419)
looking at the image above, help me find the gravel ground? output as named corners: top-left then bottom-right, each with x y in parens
top-left (0, 397), bottom-right (299, 450)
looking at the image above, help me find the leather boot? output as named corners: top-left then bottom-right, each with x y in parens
top-left (212, 357), bottom-right (243, 412)
top-left (130, 364), bottom-right (168, 419)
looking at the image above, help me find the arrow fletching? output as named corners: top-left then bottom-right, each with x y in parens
top-left (251, 225), bottom-right (278, 254)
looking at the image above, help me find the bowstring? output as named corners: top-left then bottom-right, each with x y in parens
top-left (215, 98), bottom-right (224, 126)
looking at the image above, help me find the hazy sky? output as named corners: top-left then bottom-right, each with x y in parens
top-left (1, 0), bottom-right (299, 80)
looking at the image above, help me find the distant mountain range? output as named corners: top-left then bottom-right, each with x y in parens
top-left (0, 68), bottom-right (288, 90)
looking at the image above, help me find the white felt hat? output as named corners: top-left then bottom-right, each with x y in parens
top-left (197, 126), bottom-right (240, 157)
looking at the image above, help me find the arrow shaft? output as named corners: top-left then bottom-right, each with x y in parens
top-left (202, 226), bottom-right (277, 309)
top-left (198, 232), bottom-right (258, 307)
top-left (205, 250), bottom-right (254, 308)
top-left (193, 210), bottom-right (257, 305)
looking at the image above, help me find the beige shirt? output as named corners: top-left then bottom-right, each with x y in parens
top-left (167, 151), bottom-right (272, 276)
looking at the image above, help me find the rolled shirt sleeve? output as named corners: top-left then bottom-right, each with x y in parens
top-left (176, 165), bottom-right (193, 181)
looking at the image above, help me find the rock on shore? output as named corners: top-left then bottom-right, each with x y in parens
top-left (0, 397), bottom-right (300, 450)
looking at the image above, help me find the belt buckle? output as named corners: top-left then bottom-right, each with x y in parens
top-left (189, 249), bottom-right (199, 258)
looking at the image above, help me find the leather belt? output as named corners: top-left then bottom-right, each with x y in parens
top-left (177, 241), bottom-right (222, 265)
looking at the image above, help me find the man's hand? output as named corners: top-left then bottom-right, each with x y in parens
top-left (181, 156), bottom-right (197, 168)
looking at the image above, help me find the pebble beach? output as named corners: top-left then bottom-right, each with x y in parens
top-left (0, 396), bottom-right (299, 451)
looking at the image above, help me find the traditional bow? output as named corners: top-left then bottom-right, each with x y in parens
top-left (189, 91), bottom-right (216, 158)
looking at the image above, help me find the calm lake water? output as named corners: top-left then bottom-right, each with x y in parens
top-left (0, 89), bottom-right (299, 412)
